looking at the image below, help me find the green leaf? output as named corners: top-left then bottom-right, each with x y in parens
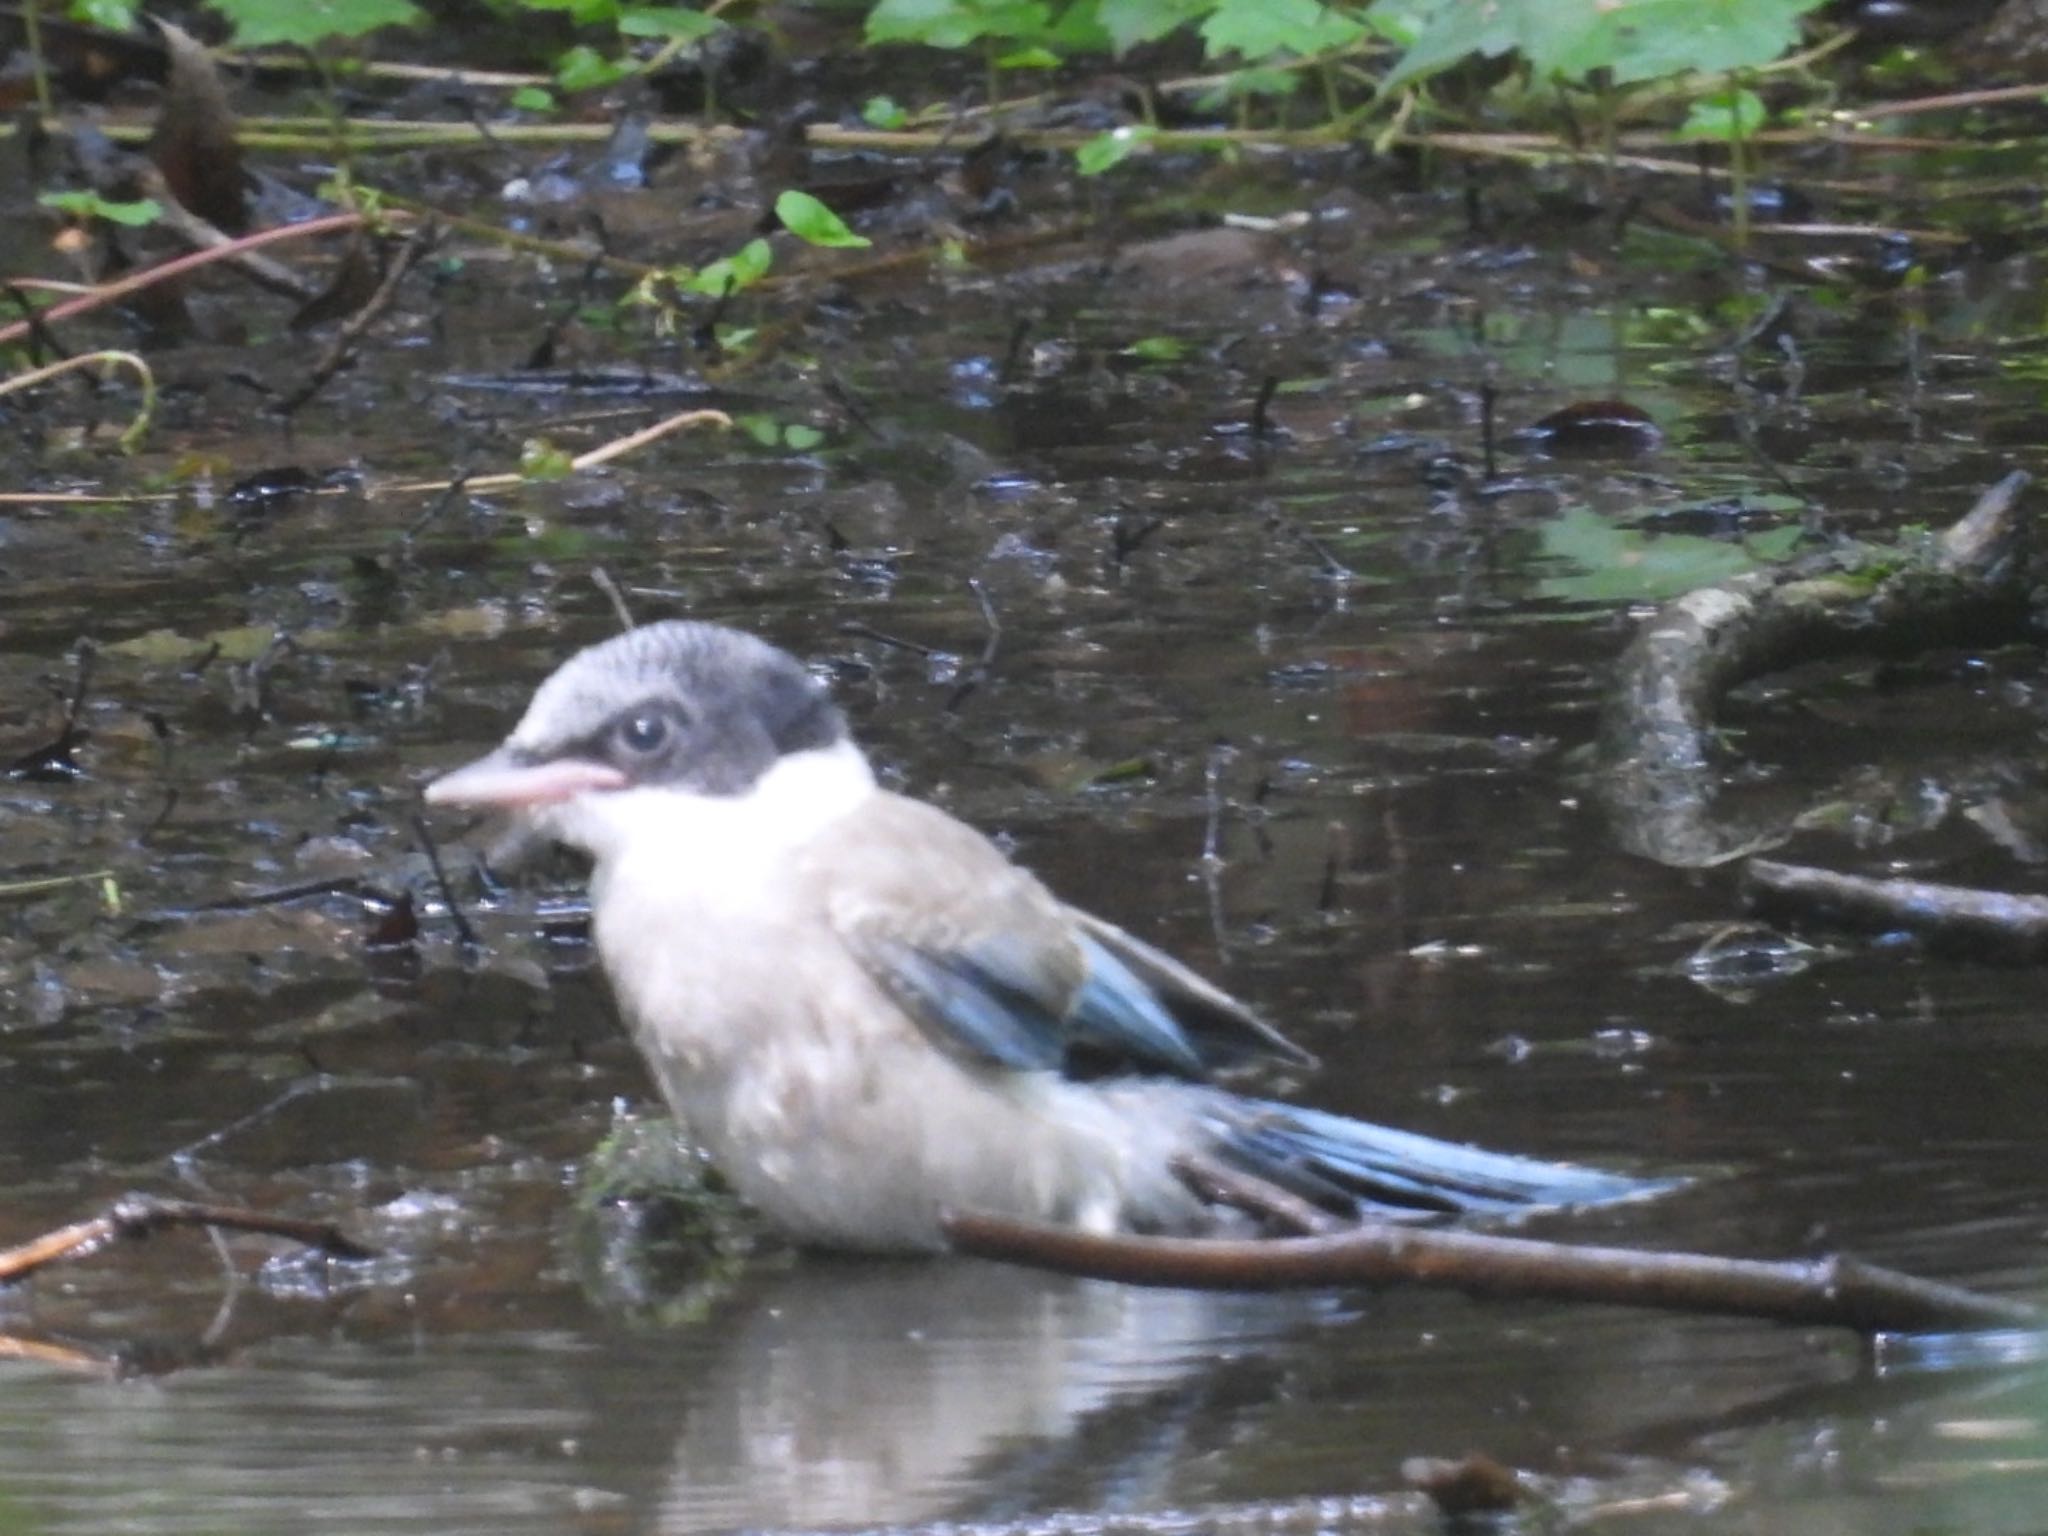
top-left (1678, 85), bottom-right (1766, 140)
top-left (1096, 0), bottom-right (1211, 54)
top-left (736, 413), bottom-right (781, 447)
top-left (1210, 64), bottom-right (1300, 100)
top-left (1576, 0), bottom-right (1827, 84)
top-left (861, 94), bottom-right (908, 128)
top-left (204, 0), bottom-right (423, 47)
top-left (66, 0), bottom-right (142, 27)
top-left (522, 0), bottom-right (620, 19)
top-left (1076, 124), bottom-right (1156, 174)
top-left (683, 236), bottom-right (773, 295)
top-left (865, 0), bottom-right (1052, 48)
top-left (618, 5), bottom-right (723, 39)
top-left (783, 423), bottom-right (825, 450)
top-left (520, 438), bottom-right (577, 480)
top-left (1046, 1), bottom-right (1112, 49)
top-left (511, 84), bottom-right (557, 111)
top-left (555, 43), bottom-right (634, 91)
top-left (1381, 0), bottom-right (1518, 90)
top-left (864, 0), bottom-right (953, 44)
top-left (38, 190), bottom-right (162, 226)
top-left (1200, 0), bottom-right (1365, 60)
top-left (774, 190), bottom-right (871, 248)
top-left (996, 43), bottom-right (1062, 67)
top-left (1122, 334), bottom-right (1191, 361)
top-left (1386, 0), bottom-right (1827, 90)
top-left (1359, 0), bottom-right (1440, 47)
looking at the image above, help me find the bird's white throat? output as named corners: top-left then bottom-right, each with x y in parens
top-left (551, 736), bottom-right (878, 874)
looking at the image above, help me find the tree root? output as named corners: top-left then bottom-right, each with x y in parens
top-left (1597, 471), bottom-right (2036, 867)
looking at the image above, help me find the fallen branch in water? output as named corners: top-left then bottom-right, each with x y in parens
top-left (942, 1210), bottom-right (2037, 1335)
top-left (134, 164), bottom-right (317, 303)
top-left (1597, 470), bottom-right (2037, 867)
top-left (1744, 858), bottom-right (2048, 962)
top-left (0, 1197), bottom-right (373, 1286)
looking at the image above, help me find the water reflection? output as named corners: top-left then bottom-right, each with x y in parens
top-left (9, 1252), bottom-right (2048, 1536)
top-left (0, 1259), bottom-right (1322, 1535)
top-left (627, 1262), bottom-right (1319, 1532)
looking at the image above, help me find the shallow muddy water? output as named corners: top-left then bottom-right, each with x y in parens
top-left (5, 140), bottom-right (2048, 1536)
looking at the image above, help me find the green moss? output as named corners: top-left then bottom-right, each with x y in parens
top-left (565, 1110), bottom-right (780, 1322)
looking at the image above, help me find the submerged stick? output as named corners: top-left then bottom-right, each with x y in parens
top-left (942, 1211), bottom-right (2038, 1335)
top-left (0, 1197), bottom-right (373, 1286)
top-left (1744, 859), bottom-right (2048, 962)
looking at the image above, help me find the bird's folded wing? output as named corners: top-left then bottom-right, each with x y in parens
top-left (1065, 910), bottom-right (1316, 1070)
top-left (841, 918), bottom-right (1226, 1080)
top-left (816, 794), bottom-right (1252, 1081)
top-left (847, 927), bottom-right (1073, 1072)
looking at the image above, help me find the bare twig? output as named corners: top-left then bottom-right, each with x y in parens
top-left (0, 868), bottom-right (115, 900)
top-left (404, 472), bottom-right (471, 542)
top-left (379, 407), bottom-right (733, 498)
top-left (591, 567), bottom-right (638, 632)
top-left (411, 813), bottom-right (479, 951)
top-left (0, 1197), bottom-right (373, 1286)
top-left (273, 223), bottom-right (438, 416)
top-left (943, 578), bottom-right (1002, 712)
top-left (0, 1334), bottom-right (120, 1377)
top-left (1202, 741), bottom-right (1236, 866)
top-left (941, 1210), bottom-right (2038, 1335)
top-left (1316, 820), bottom-right (1351, 915)
top-left (839, 621), bottom-right (942, 657)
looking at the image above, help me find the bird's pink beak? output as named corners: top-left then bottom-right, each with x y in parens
top-left (423, 748), bottom-right (627, 808)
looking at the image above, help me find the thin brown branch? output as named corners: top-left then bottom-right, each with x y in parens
top-left (941, 1211), bottom-right (2038, 1335)
top-left (0, 211), bottom-right (370, 350)
top-left (0, 1334), bottom-right (119, 1376)
top-left (134, 164), bottom-right (316, 302)
top-left (1834, 81), bottom-right (2048, 122)
top-left (0, 1197), bottom-right (373, 1286)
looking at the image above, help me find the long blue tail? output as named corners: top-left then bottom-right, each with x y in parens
top-left (1203, 1096), bottom-right (1667, 1217)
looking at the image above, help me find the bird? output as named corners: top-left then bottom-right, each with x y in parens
top-left (423, 620), bottom-right (1661, 1253)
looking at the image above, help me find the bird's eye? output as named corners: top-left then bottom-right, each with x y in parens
top-left (617, 713), bottom-right (669, 755)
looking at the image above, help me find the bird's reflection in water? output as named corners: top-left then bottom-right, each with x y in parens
top-left (630, 1255), bottom-right (1332, 1534)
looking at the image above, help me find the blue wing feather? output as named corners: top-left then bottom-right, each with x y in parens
top-left (856, 927), bottom-right (1221, 1080)
top-left (863, 938), bottom-right (1065, 1073)
top-left (1069, 935), bottom-right (1207, 1078)
top-left (1205, 1099), bottom-right (1670, 1214)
